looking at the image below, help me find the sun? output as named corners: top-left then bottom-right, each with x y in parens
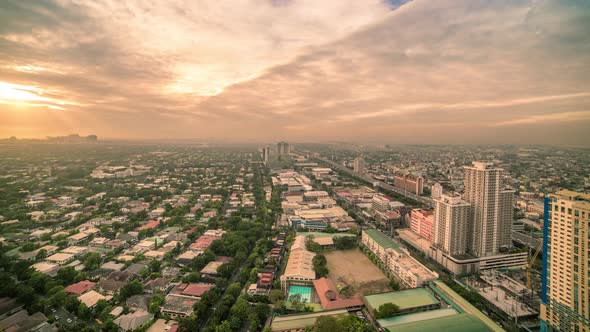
top-left (0, 81), bottom-right (74, 110)
top-left (0, 81), bottom-right (50, 102)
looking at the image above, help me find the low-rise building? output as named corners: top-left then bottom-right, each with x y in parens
top-left (114, 309), bottom-right (153, 331)
top-left (65, 280), bottom-right (97, 295)
top-left (46, 253), bottom-right (74, 265)
top-left (78, 290), bottom-right (106, 308)
top-left (410, 209), bottom-right (435, 242)
top-left (280, 236), bottom-right (316, 291)
top-left (362, 229), bottom-right (438, 288)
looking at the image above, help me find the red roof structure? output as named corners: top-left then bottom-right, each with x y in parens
top-left (189, 235), bottom-right (217, 250)
top-left (65, 280), bottom-right (96, 295)
top-left (312, 278), bottom-right (363, 310)
top-left (136, 220), bottom-right (160, 231)
top-left (174, 283), bottom-right (215, 298)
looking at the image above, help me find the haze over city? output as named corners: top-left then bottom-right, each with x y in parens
top-left (1, 2), bottom-right (590, 331)
top-left (1, 0), bottom-right (589, 145)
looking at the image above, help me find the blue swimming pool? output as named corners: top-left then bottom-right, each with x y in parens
top-left (288, 285), bottom-right (312, 303)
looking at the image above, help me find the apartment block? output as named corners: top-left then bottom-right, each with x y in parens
top-left (541, 191), bottom-right (590, 332)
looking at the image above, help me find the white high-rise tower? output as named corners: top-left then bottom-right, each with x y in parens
top-left (463, 162), bottom-right (514, 257)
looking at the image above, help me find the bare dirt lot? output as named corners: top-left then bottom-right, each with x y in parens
top-left (324, 249), bottom-right (391, 296)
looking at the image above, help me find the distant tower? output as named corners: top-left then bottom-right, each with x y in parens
top-left (431, 183), bottom-right (443, 199)
top-left (353, 157), bottom-right (365, 175)
top-left (277, 142), bottom-right (289, 157)
top-left (262, 146), bottom-right (270, 163)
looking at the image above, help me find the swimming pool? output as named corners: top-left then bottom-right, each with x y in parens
top-left (288, 285), bottom-right (312, 303)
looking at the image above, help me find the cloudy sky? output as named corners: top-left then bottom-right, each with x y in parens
top-left (1, 0), bottom-right (589, 145)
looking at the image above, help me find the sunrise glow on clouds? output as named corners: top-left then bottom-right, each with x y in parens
top-left (0, 0), bottom-right (589, 145)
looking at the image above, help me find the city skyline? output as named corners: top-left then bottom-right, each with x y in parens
top-left (1, 0), bottom-right (590, 145)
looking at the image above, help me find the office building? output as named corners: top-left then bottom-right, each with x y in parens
top-left (353, 157), bottom-right (365, 174)
top-left (393, 172), bottom-right (424, 195)
top-left (433, 194), bottom-right (470, 256)
top-left (463, 162), bottom-right (514, 257)
top-left (540, 190), bottom-right (590, 332)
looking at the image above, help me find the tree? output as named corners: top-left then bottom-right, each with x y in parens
top-left (373, 302), bottom-right (400, 319)
top-left (389, 278), bottom-right (400, 291)
top-left (81, 252), bottom-right (101, 271)
top-left (214, 320), bottom-right (232, 332)
top-left (314, 316), bottom-right (341, 332)
top-left (338, 315), bottom-right (375, 332)
top-left (56, 267), bottom-right (79, 286)
top-left (101, 318), bottom-right (119, 332)
top-left (119, 279), bottom-right (143, 300)
top-left (226, 283), bottom-right (242, 298)
top-left (248, 312), bottom-right (260, 331)
top-left (289, 293), bottom-right (306, 312)
top-left (47, 286), bottom-right (67, 307)
top-left (21, 242), bottom-right (39, 252)
top-left (230, 297), bottom-right (250, 322)
top-left (148, 259), bottom-right (161, 272)
top-left (149, 295), bottom-right (164, 314)
top-left (36, 249), bottom-right (47, 260)
top-left (269, 289), bottom-right (285, 308)
top-left (333, 236), bottom-right (357, 250)
top-left (312, 255), bottom-right (329, 278)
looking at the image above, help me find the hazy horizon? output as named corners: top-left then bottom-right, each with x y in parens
top-left (1, 0), bottom-right (589, 145)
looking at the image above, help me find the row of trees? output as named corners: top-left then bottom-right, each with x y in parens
top-left (313, 315), bottom-right (376, 332)
top-left (312, 255), bottom-right (329, 278)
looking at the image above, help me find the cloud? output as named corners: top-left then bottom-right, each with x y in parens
top-left (0, 0), bottom-right (589, 146)
top-left (494, 111), bottom-right (590, 127)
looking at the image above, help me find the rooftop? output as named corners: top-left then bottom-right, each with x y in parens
top-left (271, 309), bottom-right (349, 331)
top-left (78, 290), bottom-right (106, 308)
top-left (282, 249), bottom-right (315, 280)
top-left (65, 280), bottom-right (96, 295)
top-left (200, 261), bottom-right (224, 275)
top-left (312, 278), bottom-right (363, 311)
top-left (363, 229), bottom-right (402, 253)
top-left (377, 308), bottom-right (457, 329)
top-left (312, 237), bottom-right (334, 246)
top-left (174, 283), bottom-right (214, 297)
top-left (363, 288), bottom-right (439, 311)
top-left (384, 313), bottom-right (491, 332)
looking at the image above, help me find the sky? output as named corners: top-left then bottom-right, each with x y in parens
top-left (0, 0), bottom-right (589, 146)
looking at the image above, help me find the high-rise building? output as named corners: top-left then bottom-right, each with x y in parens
top-left (262, 146), bottom-right (270, 163)
top-left (541, 190), bottom-right (590, 332)
top-left (433, 194), bottom-right (471, 256)
top-left (393, 172), bottom-right (424, 195)
top-left (463, 162), bottom-right (514, 257)
top-left (353, 157), bottom-right (365, 174)
top-left (277, 142), bottom-right (289, 157)
top-left (431, 183), bottom-right (443, 200)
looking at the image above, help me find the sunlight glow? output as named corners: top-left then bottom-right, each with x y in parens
top-left (0, 82), bottom-right (76, 109)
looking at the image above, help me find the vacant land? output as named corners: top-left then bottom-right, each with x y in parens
top-left (324, 248), bottom-right (391, 296)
